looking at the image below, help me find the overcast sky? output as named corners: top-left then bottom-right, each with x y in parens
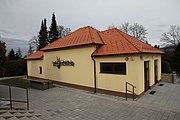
top-left (0, 0), bottom-right (180, 45)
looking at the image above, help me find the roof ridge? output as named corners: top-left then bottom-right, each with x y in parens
top-left (114, 29), bottom-right (141, 52)
top-left (87, 26), bottom-right (94, 43)
top-left (100, 28), bottom-right (117, 33)
top-left (59, 26), bottom-right (93, 39)
top-left (97, 31), bottom-right (105, 44)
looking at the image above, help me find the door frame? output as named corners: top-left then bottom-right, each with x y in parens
top-left (144, 61), bottom-right (150, 92)
top-left (154, 60), bottom-right (158, 84)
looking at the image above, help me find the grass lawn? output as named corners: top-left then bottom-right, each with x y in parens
top-left (0, 78), bottom-right (30, 88)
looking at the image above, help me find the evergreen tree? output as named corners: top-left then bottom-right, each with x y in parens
top-left (43, 18), bottom-right (49, 44)
top-left (15, 53), bottom-right (20, 60)
top-left (16, 48), bottom-right (22, 58)
top-left (0, 40), bottom-right (6, 77)
top-left (28, 43), bottom-right (33, 55)
top-left (49, 13), bottom-right (59, 43)
top-left (8, 49), bottom-right (16, 60)
top-left (172, 43), bottom-right (180, 71)
top-left (38, 19), bottom-right (48, 50)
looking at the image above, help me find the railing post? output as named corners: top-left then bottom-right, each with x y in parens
top-left (26, 88), bottom-right (29, 110)
top-left (126, 82), bottom-right (127, 101)
top-left (9, 85), bottom-right (12, 110)
top-left (133, 86), bottom-right (134, 101)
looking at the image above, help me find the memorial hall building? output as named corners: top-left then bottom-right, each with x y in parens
top-left (25, 26), bottom-right (163, 97)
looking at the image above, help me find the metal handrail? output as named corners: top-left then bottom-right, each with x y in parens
top-left (0, 83), bottom-right (29, 110)
top-left (126, 82), bottom-right (136, 101)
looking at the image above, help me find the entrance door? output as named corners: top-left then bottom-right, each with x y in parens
top-left (144, 61), bottom-right (150, 91)
top-left (154, 60), bottom-right (158, 84)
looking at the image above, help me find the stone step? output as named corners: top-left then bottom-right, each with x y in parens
top-left (0, 110), bottom-right (41, 120)
top-left (29, 116), bottom-right (42, 120)
top-left (19, 117), bottom-right (32, 120)
top-left (0, 110), bottom-right (7, 114)
top-left (21, 112), bottom-right (33, 117)
top-left (0, 112), bottom-right (13, 119)
top-left (32, 114), bottom-right (41, 117)
top-left (13, 112), bottom-right (26, 118)
top-left (0, 117), bottom-right (6, 120)
top-left (7, 116), bottom-right (19, 120)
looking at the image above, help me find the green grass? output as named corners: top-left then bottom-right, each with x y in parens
top-left (0, 78), bottom-right (30, 88)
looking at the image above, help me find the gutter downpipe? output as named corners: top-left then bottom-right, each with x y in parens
top-left (91, 32), bottom-right (104, 93)
top-left (91, 56), bottom-right (97, 93)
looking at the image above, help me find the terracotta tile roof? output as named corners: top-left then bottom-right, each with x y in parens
top-left (41, 26), bottom-right (103, 51)
top-left (26, 26), bottom-right (163, 60)
top-left (24, 51), bottom-right (44, 60)
top-left (92, 28), bottom-right (163, 56)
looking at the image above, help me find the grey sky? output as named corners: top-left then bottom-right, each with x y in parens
top-left (0, 0), bottom-right (180, 45)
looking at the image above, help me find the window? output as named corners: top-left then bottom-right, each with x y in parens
top-left (39, 66), bottom-right (42, 74)
top-left (100, 63), bottom-right (126, 74)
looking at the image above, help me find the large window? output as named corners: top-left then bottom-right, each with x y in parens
top-left (100, 63), bottom-right (126, 74)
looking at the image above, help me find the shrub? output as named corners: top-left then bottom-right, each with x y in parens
top-left (4, 59), bottom-right (27, 76)
top-left (162, 60), bottom-right (171, 73)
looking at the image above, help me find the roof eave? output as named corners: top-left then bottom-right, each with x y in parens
top-left (41, 43), bottom-right (103, 51)
top-left (24, 57), bottom-right (43, 60)
top-left (92, 51), bottom-right (163, 57)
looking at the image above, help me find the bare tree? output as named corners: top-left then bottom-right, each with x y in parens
top-left (28, 36), bottom-right (38, 55)
top-left (119, 22), bottom-right (130, 33)
top-left (107, 24), bottom-right (117, 29)
top-left (161, 25), bottom-right (180, 47)
top-left (57, 25), bottom-right (71, 38)
top-left (119, 22), bottom-right (147, 41)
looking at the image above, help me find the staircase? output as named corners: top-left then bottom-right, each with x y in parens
top-left (0, 110), bottom-right (42, 120)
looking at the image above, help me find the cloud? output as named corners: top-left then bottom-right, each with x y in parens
top-left (156, 24), bottom-right (167, 28)
top-left (155, 29), bottom-right (164, 33)
top-left (0, 29), bottom-right (17, 35)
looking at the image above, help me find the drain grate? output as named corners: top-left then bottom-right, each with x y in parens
top-left (149, 91), bottom-right (156, 95)
top-left (158, 84), bottom-right (164, 86)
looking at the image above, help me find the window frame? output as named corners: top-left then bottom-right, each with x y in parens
top-left (39, 66), bottom-right (42, 74)
top-left (100, 62), bottom-right (126, 75)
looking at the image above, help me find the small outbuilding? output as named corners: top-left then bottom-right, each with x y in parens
top-left (25, 26), bottom-right (163, 97)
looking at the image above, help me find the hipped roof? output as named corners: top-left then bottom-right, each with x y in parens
top-left (24, 51), bottom-right (43, 60)
top-left (92, 28), bottom-right (163, 56)
top-left (25, 26), bottom-right (163, 60)
top-left (41, 26), bottom-right (103, 51)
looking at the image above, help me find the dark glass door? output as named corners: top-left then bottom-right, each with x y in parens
top-left (154, 60), bottom-right (158, 84)
top-left (144, 61), bottom-right (150, 91)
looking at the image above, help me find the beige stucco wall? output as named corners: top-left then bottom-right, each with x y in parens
top-left (43, 45), bottom-right (96, 88)
top-left (95, 54), bottom-right (161, 95)
top-left (27, 46), bottom-right (161, 96)
top-left (27, 60), bottom-right (44, 78)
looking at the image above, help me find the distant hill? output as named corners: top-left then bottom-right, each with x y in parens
top-left (0, 37), bottom-right (29, 57)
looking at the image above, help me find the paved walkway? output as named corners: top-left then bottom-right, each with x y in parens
top-left (136, 82), bottom-right (180, 112)
top-left (0, 76), bottom-right (26, 81)
top-left (0, 76), bottom-right (180, 120)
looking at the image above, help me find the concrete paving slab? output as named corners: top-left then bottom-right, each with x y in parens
top-left (136, 80), bottom-right (180, 111)
top-left (0, 76), bottom-right (180, 120)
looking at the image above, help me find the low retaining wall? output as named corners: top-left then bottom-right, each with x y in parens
top-left (161, 73), bottom-right (177, 83)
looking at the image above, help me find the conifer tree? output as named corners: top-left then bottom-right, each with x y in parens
top-left (38, 19), bottom-right (48, 50)
top-left (0, 40), bottom-right (6, 77)
top-left (8, 49), bottom-right (15, 60)
top-left (49, 13), bottom-right (59, 43)
top-left (172, 43), bottom-right (180, 71)
top-left (28, 43), bottom-right (33, 55)
top-left (16, 48), bottom-right (22, 58)
top-left (15, 53), bottom-right (20, 60)
top-left (43, 19), bottom-right (48, 43)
